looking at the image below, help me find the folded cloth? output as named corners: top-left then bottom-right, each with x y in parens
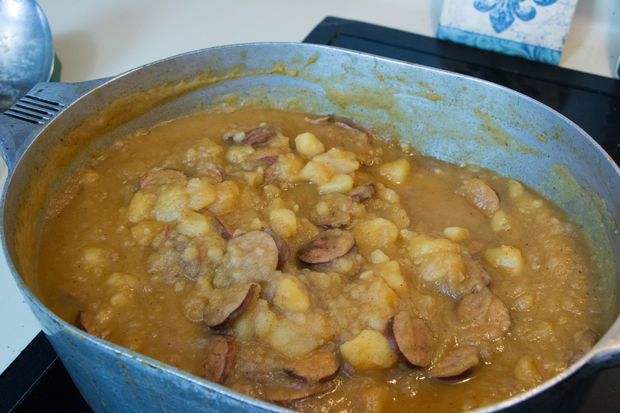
top-left (437, 0), bottom-right (579, 65)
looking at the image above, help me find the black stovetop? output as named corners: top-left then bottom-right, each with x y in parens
top-left (1, 16), bottom-right (619, 413)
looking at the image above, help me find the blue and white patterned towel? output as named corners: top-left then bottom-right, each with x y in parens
top-left (437, 0), bottom-right (579, 65)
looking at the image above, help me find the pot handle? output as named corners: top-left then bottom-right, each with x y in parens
top-left (0, 77), bottom-right (111, 169)
top-left (587, 321), bottom-right (620, 371)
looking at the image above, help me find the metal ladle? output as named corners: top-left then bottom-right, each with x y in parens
top-left (0, 0), bottom-right (54, 112)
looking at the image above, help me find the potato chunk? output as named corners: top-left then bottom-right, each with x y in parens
top-left (152, 186), bottom-right (189, 222)
top-left (378, 159), bottom-right (411, 184)
top-left (127, 192), bottom-right (157, 223)
top-left (340, 329), bottom-right (397, 370)
top-left (443, 226), bottom-right (470, 243)
top-left (297, 160), bottom-right (333, 185)
top-left (269, 208), bottom-right (297, 238)
top-left (295, 132), bottom-right (325, 158)
top-left (490, 210), bottom-right (511, 232)
top-left (177, 210), bottom-right (211, 237)
top-left (318, 174), bottom-right (354, 195)
top-left (130, 220), bottom-right (165, 246)
top-left (209, 181), bottom-right (240, 215)
top-left (268, 318), bottom-right (327, 358)
top-left (353, 218), bottom-right (399, 253)
top-left (483, 245), bottom-right (524, 276)
top-left (374, 260), bottom-right (408, 294)
top-left (274, 277), bottom-right (310, 313)
top-left (187, 178), bottom-right (216, 210)
top-left (313, 148), bottom-right (360, 174)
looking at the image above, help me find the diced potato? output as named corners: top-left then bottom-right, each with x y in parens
top-left (295, 132), bottom-right (325, 158)
top-left (507, 180), bottom-right (524, 198)
top-left (243, 170), bottom-right (263, 187)
top-left (274, 277), bottom-right (310, 312)
top-left (106, 272), bottom-right (137, 289)
top-left (353, 218), bottom-right (399, 252)
top-left (297, 160), bottom-right (333, 185)
top-left (313, 148), bottom-right (360, 174)
top-left (225, 145), bottom-right (255, 164)
top-left (483, 245), bottom-right (523, 275)
top-left (378, 159), bottom-right (411, 184)
top-left (340, 329), bottom-right (397, 370)
top-left (268, 153), bottom-right (305, 183)
top-left (366, 277), bottom-right (397, 308)
top-left (376, 184), bottom-right (400, 203)
top-left (182, 246), bottom-right (199, 261)
top-left (130, 220), bottom-right (165, 246)
top-left (187, 178), bottom-right (216, 210)
top-left (370, 249), bottom-right (390, 264)
top-left (418, 251), bottom-right (464, 282)
top-left (443, 226), bottom-right (470, 243)
top-left (81, 247), bottom-right (110, 268)
top-left (110, 292), bottom-right (130, 307)
top-left (127, 192), bottom-right (157, 223)
top-left (408, 234), bottom-right (460, 261)
top-left (270, 208), bottom-right (297, 238)
top-left (514, 356), bottom-right (542, 386)
top-left (374, 260), bottom-right (407, 293)
top-left (209, 181), bottom-right (240, 215)
top-left (483, 245), bottom-right (524, 276)
top-left (254, 300), bottom-right (278, 339)
top-left (177, 210), bottom-right (210, 237)
top-left (490, 210), bottom-right (511, 232)
top-left (268, 318), bottom-right (325, 358)
top-left (152, 185), bottom-right (189, 222)
top-left (318, 174), bottom-right (354, 195)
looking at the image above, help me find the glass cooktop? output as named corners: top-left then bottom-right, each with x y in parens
top-left (1, 16), bottom-right (618, 413)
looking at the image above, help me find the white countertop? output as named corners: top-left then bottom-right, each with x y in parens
top-left (1, 0), bottom-right (619, 374)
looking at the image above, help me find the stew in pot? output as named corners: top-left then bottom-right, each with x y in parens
top-left (37, 108), bottom-right (604, 412)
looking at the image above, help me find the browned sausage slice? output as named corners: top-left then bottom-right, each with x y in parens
top-left (387, 312), bottom-right (433, 368)
top-left (456, 288), bottom-right (511, 340)
top-left (285, 351), bottom-right (340, 383)
top-left (263, 385), bottom-right (320, 404)
top-left (139, 168), bottom-right (187, 190)
top-left (204, 335), bottom-right (236, 384)
top-left (212, 215), bottom-right (233, 240)
top-left (263, 228), bottom-right (290, 270)
top-left (204, 283), bottom-right (259, 329)
top-left (429, 346), bottom-right (480, 379)
top-left (349, 184), bottom-right (375, 202)
top-left (297, 229), bottom-right (355, 264)
top-left (456, 178), bottom-right (500, 214)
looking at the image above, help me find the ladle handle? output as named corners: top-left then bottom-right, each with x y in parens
top-left (0, 78), bottom-right (110, 169)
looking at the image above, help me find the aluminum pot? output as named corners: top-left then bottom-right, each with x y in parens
top-left (0, 43), bottom-right (619, 412)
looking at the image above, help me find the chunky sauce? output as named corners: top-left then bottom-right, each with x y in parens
top-left (38, 108), bottom-right (603, 412)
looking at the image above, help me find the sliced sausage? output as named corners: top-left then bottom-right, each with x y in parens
top-left (310, 193), bottom-right (356, 229)
top-left (263, 384), bottom-right (320, 404)
top-left (263, 228), bottom-right (289, 270)
top-left (213, 215), bottom-right (233, 240)
top-left (304, 114), bottom-right (367, 134)
top-left (139, 168), bottom-right (187, 190)
top-left (387, 312), bottom-right (433, 368)
top-left (204, 283), bottom-right (259, 329)
top-left (429, 346), bottom-right (480, 379)
top-left (285, 351), bottom-right (340, 383)
top-left (297, 229), bottom-right (355, 264)
top-left (445, 256), bottom-right (492, 298)
top-left (214, 231), bottom-right (279, 287)
top-left (349, 184), bottom-right (375, 202)
top-left (204, 335), bottom-right (236, 384)
top-left (75, 311), bottom-right (91, 332)
top-left (456, 178), bottom-right (500, 214)
top-left (456, 288), bottom-right (511, 340)
top-left (225, 126), bottom-right (277, 147)
top-left (200, 162), bottom-right (224, 184)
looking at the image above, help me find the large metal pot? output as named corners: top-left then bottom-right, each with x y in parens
top-left (1, 43), bottom-right (618, 412)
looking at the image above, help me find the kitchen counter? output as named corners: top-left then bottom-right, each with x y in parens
top-left (2, 0), bottom-right (619, 375)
